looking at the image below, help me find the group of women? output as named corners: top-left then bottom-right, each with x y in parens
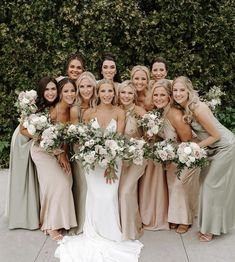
top-left (5, 53), bottom-right (235, 261)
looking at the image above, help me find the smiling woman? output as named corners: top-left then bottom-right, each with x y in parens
top-left (29, 77), bottom-right (78, 241)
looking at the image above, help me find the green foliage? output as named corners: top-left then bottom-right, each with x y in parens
top-left (0, 0), bottom-right (234, 167)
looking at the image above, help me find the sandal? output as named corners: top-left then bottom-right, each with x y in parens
top-left (46, 229), bottom-right (64, 241)
top-left (176, 224), bottom-right (190, 234)
top-left (199, 232), bottom-right (213, 242)
top-left (170, 223), bottom-right (178, 230)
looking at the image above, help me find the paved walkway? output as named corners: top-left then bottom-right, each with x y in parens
top-left (0, 169), bottom-right (235, 262)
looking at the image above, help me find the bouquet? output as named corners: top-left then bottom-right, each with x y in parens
top-left (123, 137), bottom-right (149, 165)
top-left (74, 124), bottom-right (125, 183)
top-left (22, 112), bottom-right (50, 137)
top-left (16, 89), bottom-right (38, 121)
top-left (64, 123), bottom-right (91, 145)
top-left (175, 142), bottom-right (208, 178)
top-left (40, 123), bottom-right (67, 154)
top-left (137, 109), bottom-right (164, 138)
top-left (152, 139), bottom-right (177, 163)
top-left (202, 85), bottom-right (225, 111)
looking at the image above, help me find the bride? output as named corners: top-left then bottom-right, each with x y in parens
top-left (55, 79), bottom-right (143, 261)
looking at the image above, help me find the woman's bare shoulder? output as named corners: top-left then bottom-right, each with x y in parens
top-left (135, 105), bottom-right (146, 117)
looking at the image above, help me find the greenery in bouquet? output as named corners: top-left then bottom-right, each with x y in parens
top-left (64, 122), bottom-right (91, 144)
top-left (123, 137), bottom-right (150, 165)
top-left (40, 123), bottom-right (67, 154)
top-left (152, 139), bottom-right (177, 164)
top-left (137, 109), bottom-right (164, 138)
top-left (175, 142), bottom-right (208, 179)
top-left (15, 90), bottom-right (38, 122)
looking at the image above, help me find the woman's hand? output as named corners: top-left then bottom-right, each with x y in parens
top-left (57, 152), bottom-right (71, 175)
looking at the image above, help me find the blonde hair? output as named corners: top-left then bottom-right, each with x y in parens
top-left (118, 80), bottom-right (137, 106)
top-left (96, 79), bottom-right (118, 105)
top-left (172, 76), bottom-right (199, 123)
top-left (149, 79), bottom-right (172, 115)
top-left (76, 71), bottom-right (97, 108)
top-left (130, 65), bottom-right (150, 86)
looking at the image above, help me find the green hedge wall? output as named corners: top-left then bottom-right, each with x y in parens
top-left (0, 0), bottom-right (234, 167)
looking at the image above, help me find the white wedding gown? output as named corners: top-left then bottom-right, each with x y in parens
top-left (55, 118), bottom-right (143, 262)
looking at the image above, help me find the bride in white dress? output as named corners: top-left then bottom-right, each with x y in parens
top-left (55, 79), bottom-right (143, 261)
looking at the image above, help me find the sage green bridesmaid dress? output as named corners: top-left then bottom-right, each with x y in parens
top-left (191, 116), bottom-right (235, 235)
top-left (5, 125), bottom-right (40, 229)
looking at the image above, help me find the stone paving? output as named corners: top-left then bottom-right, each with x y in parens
top-left (1, 169), bottom-right (235, 262)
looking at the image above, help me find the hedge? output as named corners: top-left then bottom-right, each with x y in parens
top-left (0, 0), bottom-right (234, 167)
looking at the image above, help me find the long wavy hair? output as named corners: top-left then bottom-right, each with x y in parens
top-left (149, 79), bottom-right (172, 116)
top-left (96, 79), bottom-right (118, 106)
top-left (76, 71), bottom-right (97, 108)
top-left (172, 76), bottom-right (199, 123)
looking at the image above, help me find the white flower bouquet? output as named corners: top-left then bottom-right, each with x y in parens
top-left (40, 123), bottom-right (66, 154)
top-left (22, 112), bottom-right (50, 137)
top-left (152, 139), bottom-right (177, 163)
top-left (74, 125), bottom-right (125, 183)
top-left (123, 137), bottom-right (149, 165)
top-left (202, 85), bottom-right (225, 111)
top-left (16, 89), bottom-right (38, 121)
top-left (137, 109), bottom-right (164, 137)
top-left (64, 123), bottom-right (91, 144)
top-left (175, 142), bottom-right (208, 178)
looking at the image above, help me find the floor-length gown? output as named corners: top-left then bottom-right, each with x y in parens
top-left (5, 125), bottom-right (40, 229)
top-left (30, 142), bottom-right (77, 231)
top-left (191, 116), bottom-right (235, 235)
top-left (70, 108), bottom-right (88, 235)
top-left (70, 144), bottom-right (87, 235)
top-left (162, 119), bottom-right (200, 225)
top-left (138, 159), bottom-right (169, 230)
top-left (55, 118), bottom-right (143, 262)
top-left (119, 107), bottom-right (146, 240)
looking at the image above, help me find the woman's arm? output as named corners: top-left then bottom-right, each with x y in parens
top-left (82, 108), bottom-right (92, 124)
top-left (117, 108), bottom-right (126, 135)
top-left (19, 123), bottom-right (33, 139)
top-left (193, 103), bottom-right (220, 147)
top-left (168, 108), bottom-right (192, 142)
top-left (70, 105), bottom-right (79, 124)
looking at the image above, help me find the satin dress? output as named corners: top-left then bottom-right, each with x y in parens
top-left (191, 116), bottom-right (235, 235)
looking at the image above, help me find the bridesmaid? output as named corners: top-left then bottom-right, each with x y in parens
top-left (69, 72), bottom-right (97, 234)
top-left (98, 53), bottom-right (121, 88)
top-left (151, 79), bottom-right (200, 234)
top-left (5, 77), bottom-right (58, 229)
top-left (172, 76), bottom-right (235, 241)
top-left (25, 77), bottom-right (78, 240)
top-left (118, 80), bottom-right (147, 240)
top-left (150, 57), bottom-right (169, 82)
top-left (57, 53), bottom-right (86, 82)
top-left (130, 65), bottom-right (151, 110)
top-left (136, 66), bottom-right (169, 230)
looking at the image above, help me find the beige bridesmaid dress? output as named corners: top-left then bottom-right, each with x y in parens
top-left (118, 107), bottom-right (146, 239)
top-left (138, 158), bottom-right (169, 230)
top-left (162, 119), bottom-right (200, 226)
top-left (70, 143), bottom-right (87, 234)
top-left (30, 142), bottom-right (77, 231)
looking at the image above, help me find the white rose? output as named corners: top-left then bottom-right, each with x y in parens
top-left (151, 125), bottom-right (159, 135)
top-left (184, 146), bottom-right (192, 155)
